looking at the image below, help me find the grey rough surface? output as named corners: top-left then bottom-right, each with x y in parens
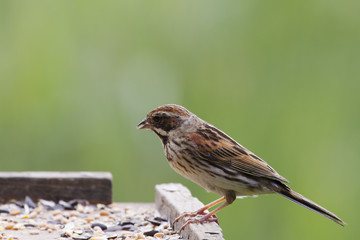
top-left (3, 229), bottom-right (59, 240)
top-left (155, 183), bottom-right (224, 240)
top-left (2, 203), bottom-right (156, 240)
top-left (0, 172), bottom-right (112, 204)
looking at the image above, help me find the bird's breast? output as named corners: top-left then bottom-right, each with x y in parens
top-left (163, 140), bottom-right (273, 197)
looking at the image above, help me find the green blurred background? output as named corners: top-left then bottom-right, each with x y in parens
top-left (1, 0), bottom-right (359, 239)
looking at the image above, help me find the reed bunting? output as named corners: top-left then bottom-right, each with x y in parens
top-left (137, 104), bottom-right (344, 231)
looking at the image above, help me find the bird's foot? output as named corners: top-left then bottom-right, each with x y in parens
top-left (172, 208), bottom-right (208, 227)
top-left (177, 214), bottom-right (218, 233)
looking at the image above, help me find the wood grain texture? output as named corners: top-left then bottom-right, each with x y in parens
top-left (0, 172), bottom-right (112, 204)
top-left (155, 183), bottom-right (224, 240)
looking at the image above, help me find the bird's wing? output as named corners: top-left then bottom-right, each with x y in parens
top-left (189, 125), bottom-right (289, 183)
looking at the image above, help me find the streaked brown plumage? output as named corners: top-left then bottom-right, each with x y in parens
top-left (137, 104), bottom-right (344, 231)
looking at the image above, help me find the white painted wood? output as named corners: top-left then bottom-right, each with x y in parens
top-left (155, 183), bottom-right (224, 240)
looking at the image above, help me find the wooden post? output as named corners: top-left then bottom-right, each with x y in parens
top-left (0, 172), bottom-right (112, 204)
top-left (155, 183), bottom-right (224, 240)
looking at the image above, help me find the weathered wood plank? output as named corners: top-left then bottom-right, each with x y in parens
top-left (0, 172), bottom-right (112, 204)
top-left (155, 183), bottom-right (224, 240)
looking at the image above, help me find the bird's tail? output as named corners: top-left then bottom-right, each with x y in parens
top-left (270, 182), bottom-right (345, 226)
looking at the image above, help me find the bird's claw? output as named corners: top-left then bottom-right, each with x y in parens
top-left (172, 210), bottom-right (207, 227)
top-left (176, 215), bottom-right (219, 233)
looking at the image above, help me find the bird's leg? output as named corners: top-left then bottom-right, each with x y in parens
top-left (173, 196), bottom-right (226, 226)
top-left (178, 201), bottom-right (230, 232)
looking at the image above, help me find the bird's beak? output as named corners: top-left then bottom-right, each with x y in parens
top-left (137, 119), bottom-right (150, 129)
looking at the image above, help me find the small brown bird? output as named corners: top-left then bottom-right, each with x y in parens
top-left (137, 104), bottom-right (344, 231)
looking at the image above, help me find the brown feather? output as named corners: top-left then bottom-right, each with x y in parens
top-left (190, 125), bottom-right (289, 183)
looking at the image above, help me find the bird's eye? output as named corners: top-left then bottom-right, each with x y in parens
top-left (153, 116), bottom-right (161, 123)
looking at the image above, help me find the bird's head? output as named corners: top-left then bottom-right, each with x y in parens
top-left (137, 104), bottom-right (192, 138)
